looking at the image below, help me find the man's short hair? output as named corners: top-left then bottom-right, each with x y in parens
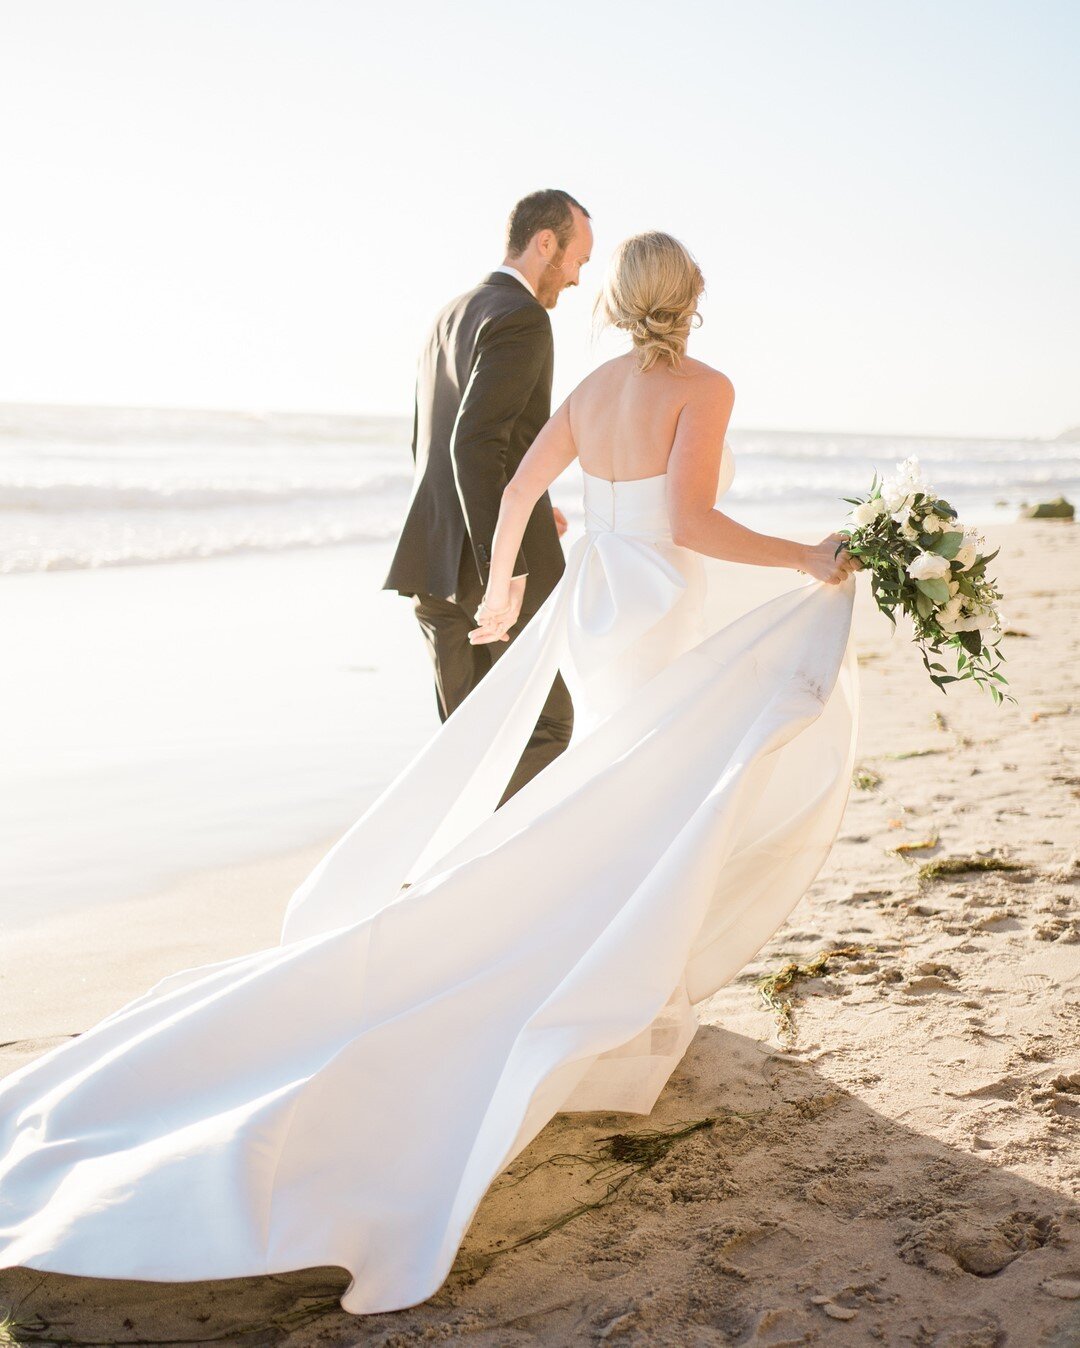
top-left (506, 189), bottom-right (590, 258)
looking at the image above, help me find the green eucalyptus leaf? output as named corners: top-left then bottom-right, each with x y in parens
top-left (915, 577), bottom-right (950, 603)
top-left (931, 531), bottom-right (964, 559)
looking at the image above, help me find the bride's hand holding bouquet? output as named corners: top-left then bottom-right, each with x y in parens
top-left (838, 456), bottom-right (1013, 703)
top-left (801, 533), bottom-right (864, 584)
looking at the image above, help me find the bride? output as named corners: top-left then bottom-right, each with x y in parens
top-left (0, 232), bottom-right (861, 1317)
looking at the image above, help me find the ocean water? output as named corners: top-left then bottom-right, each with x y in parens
top-left (1, 403), bottom-right (1076, 573)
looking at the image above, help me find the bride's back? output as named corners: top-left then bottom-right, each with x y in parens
top-left (569, 352), bottom-right (721, 483)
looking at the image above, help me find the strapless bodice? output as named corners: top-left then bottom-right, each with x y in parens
top-left (580, 439), bottom-right (735, 540)
top-left (583, 470), bottom-right (672, 540)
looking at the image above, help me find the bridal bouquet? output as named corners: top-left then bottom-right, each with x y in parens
top-left (839, 457), bottom-right (1012, 703)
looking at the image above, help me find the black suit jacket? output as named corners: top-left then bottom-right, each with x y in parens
top-left (382, 271), bottom-right (566, 605)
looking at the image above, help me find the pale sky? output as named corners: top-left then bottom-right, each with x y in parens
top-left (1, 0), bottom-right (1076, 438)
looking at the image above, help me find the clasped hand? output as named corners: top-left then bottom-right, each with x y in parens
top-left (469, 575), bottom-right (527, 644)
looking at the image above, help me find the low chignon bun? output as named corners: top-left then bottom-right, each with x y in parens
top-left (593, 232), bottom-right (705, 373)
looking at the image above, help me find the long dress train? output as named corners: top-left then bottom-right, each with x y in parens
top-left (0, 443), bottom-right (859, 1315)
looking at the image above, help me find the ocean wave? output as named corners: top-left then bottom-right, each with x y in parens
top-left (728, 467), bottom-right (1080, 497)
top-left (3, 463), bottom-right (1073, 516)
top-left (0, 518), bottom-right (404, 573)
top-left (732, 436), bottom-right (1076, 464)
top-left (0, 472), bottom-right (412, 512)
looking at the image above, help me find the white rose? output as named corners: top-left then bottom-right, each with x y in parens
top-left (938, 596), bottom-right (964, 625)
top-left (900, 521), bottom-right (919, 541)
top-left (907, 551), bottom-right (951, 581)
top-left (954, 542), bottom-right (977, 570)
top-left (850, 500), bottom-right (882, 528)
top-left (947, 579), bottom-right (960, 596)
top-left (942, 609), bottom-right (996, 633)
top-left (921, 514), bottom-right (945, 534)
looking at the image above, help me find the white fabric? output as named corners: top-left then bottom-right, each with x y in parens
top-left (492, 263), bottom-right (536, 297)
top-left (0, 442), bottom-right (859, 1316)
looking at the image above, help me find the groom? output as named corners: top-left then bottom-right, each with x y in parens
top-left (384, 188), bottom-right (593, 804)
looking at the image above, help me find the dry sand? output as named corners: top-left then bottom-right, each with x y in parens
top-left (2, 519), bottom-right (1078, 1347)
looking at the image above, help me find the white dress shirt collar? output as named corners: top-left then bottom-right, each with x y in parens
top-left (493, 264), bottom-right (537, 299)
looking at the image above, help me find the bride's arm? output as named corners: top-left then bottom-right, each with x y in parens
top-left (668, 373), bottom-right (855, 584)
top-left (469, 396), bottom-right (578, 644)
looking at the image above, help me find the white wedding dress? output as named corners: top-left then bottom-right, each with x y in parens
top-left (0, 443), bottom-right (859, 1315)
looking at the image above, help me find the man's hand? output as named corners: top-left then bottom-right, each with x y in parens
top-left (552, 505), bottom-right (568, 538)
top-left (469, 575), bottom-right (527, 645)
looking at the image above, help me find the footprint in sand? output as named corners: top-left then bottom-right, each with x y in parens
top-left (1016, 972), bottom-right (1053, 993)
top-left (943, 1075), bottom-right (1024, 1102)
top-left (903, 975), bottom-right (956, 994)
top-left (896, 1208), bottom-right (1057, 1277)
top-left (1042, 1274), bottom-right (1080, 1300)
top-left (1034, 914), bottom-right (1080, 942)
top-left (1032, 1072), bottom-right (1080, 1117)
top-left (972, 910), bottom-right (1023, 932)
top-left (902, 961), bottom-right (961, 995)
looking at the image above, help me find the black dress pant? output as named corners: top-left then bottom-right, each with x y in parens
top-left (412, 537), bottom-right (573, 807)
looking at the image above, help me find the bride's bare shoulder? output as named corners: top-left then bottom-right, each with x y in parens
top-left (679, 357), bottom-right (734, 398)
top-left (564, 357), bottom-right (634, 415)
top-left (570, 355), bottom-right (733, 413)
top-left (573, 354), bottom-right (632, 389)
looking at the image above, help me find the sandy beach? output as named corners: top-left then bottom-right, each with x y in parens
top-left (1, 517), bottom-right (1077, 1346)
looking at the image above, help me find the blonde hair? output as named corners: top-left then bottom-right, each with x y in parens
top-left (593, 231), bottom-right (705, 373)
